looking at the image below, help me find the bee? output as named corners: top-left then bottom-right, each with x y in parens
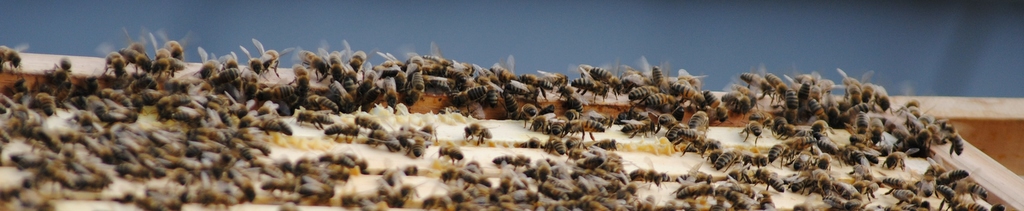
top-left (425, 75), bottom-right (453, 93)
top-left (689, 111), bottom-right (710, 132)
top-left (295, 110), bottom-right (334, 129)
top-left (405, 137), bottom-right (427, 158)
top-left (741, 121), bottom-right (763, 145)
top-left (259, 119), bottom-right (293, 135)
top-left (564, 108), bottom-right (580, 121)
top-left (543, 136), bottom-right (566, 155)
top-left (438, 145), bottom-right (464, 163)
top-left (671, 82), bottom-right (704, 105)
top-left (620, 119), bottom-right (653, 138)
top-left (666, 125), bottom-right (701, 147)
top-left (463, 123), bottom-right (492, 145)
top-left (641, 93), bottom-right (677, 111)
top-left (888, 189), bottom-right (919, 205)
top-left (713, 150), bottom-right (738, 171)
top-left (101, 52), bottom-right (129, 78)
top-left (883, 148), bottom-right (917, 171)
top-left (656, 114), bottom-right (678, 133)
top-left (354, 115), bottom-right (383, 130)
top-left (517, 103), bottom-right (539, 121)
top-left (547, 117), bottom-right (568, 137)
top-left (32, 93), bottom-right (57, 116)
top-left (493, 155), bottom-right (531, 169)
top-left (564, 137), bottom-right (584, 150)
top-left (516, 137), bottom-right (543, 148)
top-left (937, 169), bottom-right (970, 186)
top-left (593, 139), bottom-right (617, 151)
top-left (576, 154), bottom-right (606, 170)
top-left (673, 183), bottom-right (714, 199)
top-left (949, 133), bottom-right (965, 156)
top-left (567, 119), bottom-right (606, 141)
top-left (766, 144), bottom-right (788, 165)
top-left (954, 202), bottom-right (989, 211)
top-left (627, 86), bottom-right (657, 104)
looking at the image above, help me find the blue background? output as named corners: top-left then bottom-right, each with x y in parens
top-left (3, 0), bottom-right (1022, 97)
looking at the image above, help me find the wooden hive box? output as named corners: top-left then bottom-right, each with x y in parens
top-left (1, 52), bottom-right (1022, 210)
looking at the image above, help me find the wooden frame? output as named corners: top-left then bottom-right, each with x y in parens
top-left (5, 52), bottom-right (1024, 210)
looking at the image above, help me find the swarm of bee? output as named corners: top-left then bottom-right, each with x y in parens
top-left (0, 35), bottom-right (1007, 211)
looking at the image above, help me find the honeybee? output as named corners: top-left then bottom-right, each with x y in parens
top-left (464, 123), bottom-right (492, 145)
top-left (493, 154), bottom-right (531, 169)
top-left (688, 111), bottom-right (710, 132)
top-left (883, 148), bottom-right (918, 171)
top-left (438, 145), bottom-right (464, 163)
top-left (576, 153), bottom-right (606, 170)
top-left (514, 103), bottom-right (538, 121)
top-left (655, 114), bottom-right (679, 133)
top-left (937, 169), bottom-right (970, 186)
top-left (543, 136), bottom-right (566, 155)
top-left (547, 117), bottom-right (568, 137)
top-left (713, 150), bottom-right (739, 171)
top-left (516, 137), bottom-right (543, 149)
top-left (593, 139), bottom-right (617, 151)
top-left (0, 45), bottom-right (28, 70)
top-left (620, 119), bottom-right (653, 138)
top-left (567, 119), bottom-right (606, 141)
top-left (949, 133), bottom-right (965, 156)
top-left (259, 119), bottom-right (293, 135)
top-left (354, 115), bottom-right (383, 130)
top-left (295, 110), bottom-right (334, 129)
top-left (673, 183), bottom-right (714, 199)
top-left (741, 121), bottom-right (763, 145)
top-left (101, 52), bottom-right (129, 78)
top-left (32, 93), bottom-right (57, 116)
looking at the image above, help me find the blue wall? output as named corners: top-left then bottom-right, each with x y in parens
top-left (3, 0), bottom-right (1022, 97)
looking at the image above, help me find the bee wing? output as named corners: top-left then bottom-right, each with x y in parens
top-left (262, 100), bottom-right (280, 111)
top-left (387, 53), bottom-right (400, 62)
top-left (252, 38), bottom-right (265, 56)
top-left (576, 64), bottom-right (592, 79)
top-left (424, 75), bottom-right (448, 82)
top-left (506, 55), bottom-right (515, 73)
top-left (330, 80), bottom-right (348, 95)
top-left (784, 74), bottom-right (797, 86)
top-left (621, 74), bottom-right (647, 86)
top-left (488, 83), bottom-right (504, 93)
top-left (95, 42), bottom-right (114, 56)
top-left (239, 46), bottom-right (252, 59)
top-left (860, 70), bottom-right (874, 83)
top-left (622, 119), bottom-right (645, 126)
top-left (430, 41), bottom-right (444, 58)
top-left (376, 52), bottom-right (398, 62)
top-left (341, 39), bottom-right (353, 60)
top-left (380, 78), bottom-right (397, 92)
top-left (362, 61), bottom-right (373, 73)
top-left (537, 70), bottom-right (557, 78)
top-left (508, 80), bottom-right (529, 90)
top-left (637, 56), bottom-right (651, 73)
top-left (148, 32), bottom-right (159, 54)
top-left (867, 83), bottom-right (888, 96)
top-left (904, 148), bottom-right (921, 155)
top-left (836, 68), bottom-right (849, 79)
top-left (197, 47), bottom-right (208, 62)
top-left (176, 106), bottom-right (201, 116)
top-left (584, 110), bottom-right (604, 120)
top-left (473, 64), bottom-right (492, 77)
